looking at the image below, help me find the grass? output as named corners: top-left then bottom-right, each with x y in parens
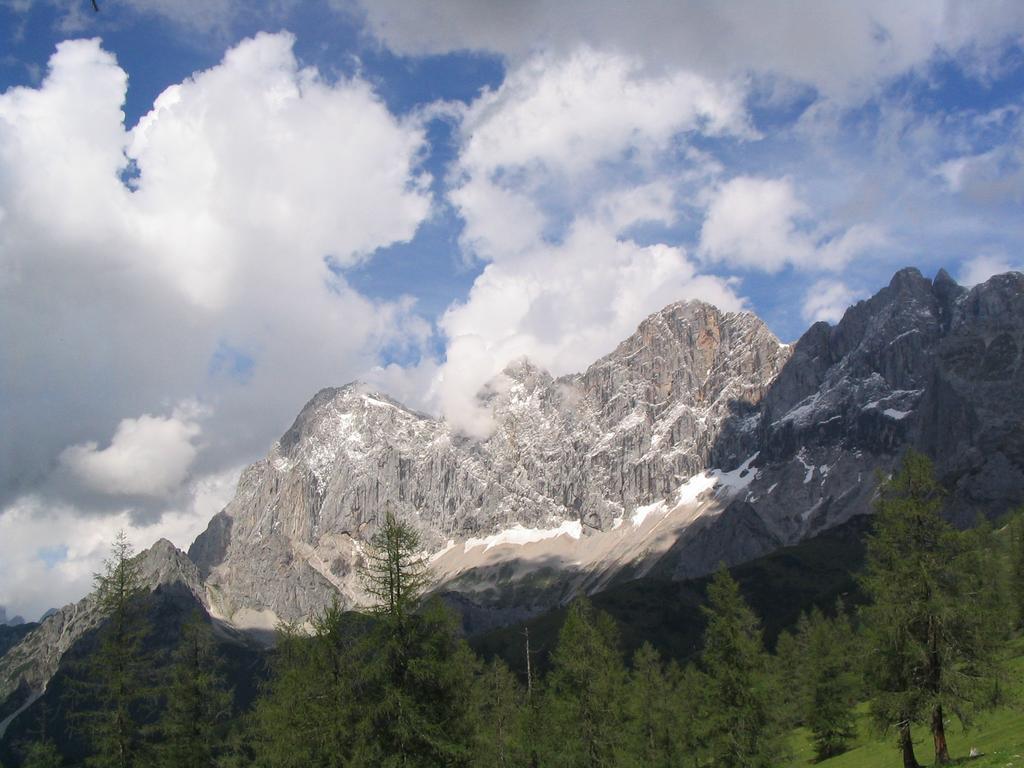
top-left (789, 638), bottom-right (1024, 768)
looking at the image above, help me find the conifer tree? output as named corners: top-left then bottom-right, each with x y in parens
top-left (471, 658), bottom-right (526, 768)
top-left (699, 568), bottom-right (786, 768)
top-left (250, 600), bottom-right (363, 768)
top-left (539, 598), bottom-right (630, 768)
top-left (1010, 509), bottom-right (1024, 631)
top-left (350, 511), bottom-right (477, 767)
top-left (861, 450), bottom-right (1006, 767)
top-left (20, 741), bottom-right (63, 768)
top-left (772, 612), bottom-right (810, 729)
top-left (155, 612), bottom-right (232, 768)
top-left (801, 606), bottom-right (859, 761)
top-left (626, 642), bottom-right (683, 768)
top-left (77, 531), bottom-right (153, 768)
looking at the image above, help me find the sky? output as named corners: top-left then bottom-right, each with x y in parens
top-left (2, 0), bottom-right (1024, 621)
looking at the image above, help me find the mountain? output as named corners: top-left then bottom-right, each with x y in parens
top-left (1, 266), bottom-right (1022, 746)
top-left (189, 267), bottom-right (1024, 630)
top-left (190, 301), bottom-right (790, 626)
top-left (0, 540), bottom-right (204, 739)
top-left (0, 609), bottom-right (24, 628)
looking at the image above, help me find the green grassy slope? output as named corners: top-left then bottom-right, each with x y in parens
top-left (790, 637), bottom-right (1024, 768)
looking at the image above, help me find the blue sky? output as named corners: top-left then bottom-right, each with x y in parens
top-left (2, 0), bottom-right (1024, 618)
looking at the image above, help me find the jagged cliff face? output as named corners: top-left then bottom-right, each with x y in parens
top-left (0, 540), bottom-right (203, 737)
top-left (188, 268), bottom-right (1024, 626)
top-left (661, 268), bottom-right (1024, 579)
top-left (3, 268), bottom-right (1023, 733)
top-left (192, 301), bottom-right (790, 624)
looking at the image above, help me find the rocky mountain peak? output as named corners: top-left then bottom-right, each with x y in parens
top-left (0, 538), bottom-right (208, 737)
top-left (182, 268), bottom-right (1024, 628)
top-left (137, 538), bottom-right (201, 594)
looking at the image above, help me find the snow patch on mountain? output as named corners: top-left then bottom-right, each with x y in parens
top-left (464, 520), bottom-right (583, 552)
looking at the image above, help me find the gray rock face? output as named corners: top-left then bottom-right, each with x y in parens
top-left (0, 540), bottom-right (202, 737)
top-left (192, 302), bottom-right (790, 623)
top-left (189, 268), bottom-right (1024, 626)
top-left (664, 267), bottom-right (1024, 578)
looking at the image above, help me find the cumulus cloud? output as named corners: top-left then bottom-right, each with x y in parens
top-left (0, 466), bottom-right (240, 621)
top-left (60, 404), bottom-right (203, 497)
top-left (437, 220), bottom-right (743, 436)
top-left (0, 34), bottom-right (432, 514)
top-left (802, 279), bottom-right (859, 324)
top-left (698, 176), bottom-right (885, 272)
top-left (427, 47), bottom-right (748, 435)
top-left (958, 253), bottom-right (1024, 286)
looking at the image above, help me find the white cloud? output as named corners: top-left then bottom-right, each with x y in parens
top-left (60, 404), bottom-right (203, 497)
top-left (958, 253), bottom-right (1024, 286)
top-left (0, 466), bottom-right (240, 622)
top-left (428, 47), bottom-right (749, 435)
top-left (802, 279), bottom-right (859, 324)
top-left (698, 176), bottom-right (885, 272)
top-left (0, 34), bottom-right (432, 513)
top-left (458, 46), bottom-right (751, 178)
top-left (351, 1), bottom-right (1024, 103)
top-left (437, 219), bottom-right (743, 436)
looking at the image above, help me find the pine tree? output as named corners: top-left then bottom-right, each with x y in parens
top-left (155, 612), bottom-right (232, 768)
top-left (800, 606), bottom-right (859, 761)
top-left (538, 598), bottom-right (630, 768)
top-left (350, 511), bottom-right (477, 767)
top-left (773, 613), bottom-right (811, 729)
top-left (471, 658), bottom-right (526, 768)
top-left (699, 568), bottom-right (786, 768)
top-left (861, 450), bottom-right (1006, 767)
top-left (20, 741), bottom-right (63, 768)
top-left (250, 601), bottom-right (363, 768)
top-left (673, 661), bottom-right (709, 768)
top-left (77, 531), bottom-right (153, 768)
top-left (625, 642), bottom-right (684, 768)
top-left (360, 508), bottom-right (429, 621)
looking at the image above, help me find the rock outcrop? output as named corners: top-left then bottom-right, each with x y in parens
top-left (191, 301), bottom-right (790, 623)
top-left (0, 540), bottom-right (203, 738)
top-left (191, 270), bottom-right (1024, 626)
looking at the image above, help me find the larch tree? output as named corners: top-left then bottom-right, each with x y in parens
top-left (699, 568), bottom-right (786, 768)
top-left (78, 531), bottom-right (154, 768)
top-left (539, 598), bottom-right (630, 768)
top-left (861, 450), bottom-right (1006, 767)
top-left (350, 509), bottom-right (477, 768)
top-left (155, 612), bottom-right (232, 768)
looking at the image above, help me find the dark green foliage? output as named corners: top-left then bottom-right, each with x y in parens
top-left (624, 643), bottom-right (691, 767)
top-left (800, 606), bottom-right (860, 761)
top-left (699, 568), bottom-right (786, 768)
top-left (537, 598), bottom-right (630, 767)
top-left (772, 615), bottom-right (810, 730)
top-left (861, 450), bottom-right (1007, 767)
top-left (251, 512), bottom-right (478, 768)
top-left (350, 598), bottom-right (478, 768)
top-left (250, 601), bottom-right (366, 768)
top-left (351, 511), bottom-right (478, 767)
top-left (470, 658), bottom-right (525, 768)
top-left (75, 531), bottom-right (154, 768)
top-left (360, 509), bottom-right (429, 620)
top-left (19, 742), bottom-right (63, 768)
top-left (154, 613), bottom-right (232, 768)
top-left (1010, 509), bottom-right (1024, 631)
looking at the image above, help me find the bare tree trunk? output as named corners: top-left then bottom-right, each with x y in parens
top-left (524, 627), bottom-right (532, 700)
top-left (899, 721), bottom-right (921, 768)
top-left (932, 704), bottom-right (951, 764)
